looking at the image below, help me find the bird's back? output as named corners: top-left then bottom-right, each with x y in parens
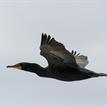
top-left (46, 66), bottom-right (94, 81)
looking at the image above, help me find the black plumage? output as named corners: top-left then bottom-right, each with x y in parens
top-left (7, 33), bottom-right (107, 82)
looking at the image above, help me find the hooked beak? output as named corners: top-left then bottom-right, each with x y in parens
top-left (7, 64), bottom-right (22, 70)
top-left (7, 65), bottom-right (15, 68)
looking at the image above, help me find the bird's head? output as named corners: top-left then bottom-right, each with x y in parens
top-left (7, 63), bottom-right (24, 70)
top-left (7, 62), bottom-right (43, 73)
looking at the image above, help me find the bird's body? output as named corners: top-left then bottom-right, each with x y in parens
top-left (7, 33), bottom-right (107, 82)
top-left (45, 66), bottom-right (93, 81)
top-left (8, 62), bottom-right (107, 82)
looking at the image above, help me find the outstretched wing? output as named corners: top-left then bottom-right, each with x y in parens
top-left (40, 33), bottom-right (78, 68)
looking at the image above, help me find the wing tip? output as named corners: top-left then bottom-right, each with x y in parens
top-left (41, 33), bottom-right (53, 46)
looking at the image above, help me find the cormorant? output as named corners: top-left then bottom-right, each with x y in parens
top-left (7, 33), bottom-right (107, 82)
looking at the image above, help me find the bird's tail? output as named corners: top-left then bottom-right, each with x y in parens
top-left (98, 73), bottom-right (107, 77)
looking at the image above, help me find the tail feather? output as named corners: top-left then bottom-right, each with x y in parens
top-left (98, 73), bottom-right (107, 77)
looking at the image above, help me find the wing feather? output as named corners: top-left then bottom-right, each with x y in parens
top-left (40, 33), bottom-right (89, 68)
top-left (75, 55), bottom-right (89, 68)
top-left (71, 50), bottom-right (89, 68)
top-left (40, 33), bottom-right (78, 68)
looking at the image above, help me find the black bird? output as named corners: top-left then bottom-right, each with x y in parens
top-left (7, 33), bottom-right (107, 82)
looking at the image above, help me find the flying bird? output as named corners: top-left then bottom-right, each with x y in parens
top-left (7, 33), bottom-right (107, 82)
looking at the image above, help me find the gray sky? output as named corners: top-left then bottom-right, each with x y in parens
top-left (0, 0), bottom-right (107, 106)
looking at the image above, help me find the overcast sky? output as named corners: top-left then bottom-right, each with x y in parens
top-left (0, 0), bottom-right (107, 107)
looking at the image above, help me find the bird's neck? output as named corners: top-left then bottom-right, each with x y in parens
top-left (22, 63), bottom-right (47, 77)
